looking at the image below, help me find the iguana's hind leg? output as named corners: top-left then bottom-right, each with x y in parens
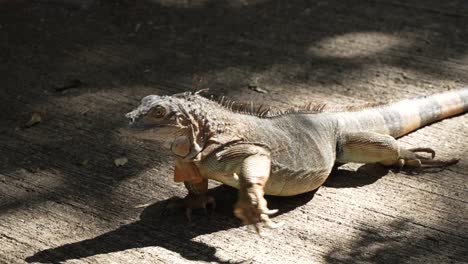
top-left (336, 132), bottom-right (458, 168)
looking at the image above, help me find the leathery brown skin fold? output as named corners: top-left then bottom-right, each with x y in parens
top-left (125, 88), bottom-right (468, 233)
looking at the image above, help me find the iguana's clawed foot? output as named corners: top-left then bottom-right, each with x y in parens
top-left (234, 186), bottom-right (283, 234)
top-left (167, 194), bottom-right (216, 222)
top-left (397, 147), bottom-right (459, 168)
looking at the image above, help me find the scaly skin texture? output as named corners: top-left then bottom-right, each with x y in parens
top-left (125, 88), bottom-right (468, 231)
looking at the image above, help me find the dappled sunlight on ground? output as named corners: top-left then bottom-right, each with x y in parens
top-left (307, 32), bottom-right (408, 59)
top-left (0, 0), bottom-right (467, 263)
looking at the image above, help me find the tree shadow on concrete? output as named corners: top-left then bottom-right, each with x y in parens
top-left (21, 160), bottom-right (460, 262)
top-left (0, 0), bottom-right (467, 261)
top-left (25, 184), bottom-right (316, 263)
top-left (0, 106), bottom-right (171, 217)
top-left (324, 163), bottom-right (457, 188)
top-left (325, 164), bottom-right (390, 188)
top-left (324, 218), bottom-right (468, 264)
top-left (2, 0), bottom-right (468, 105)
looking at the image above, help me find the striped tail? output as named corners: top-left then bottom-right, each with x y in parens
top-left (341, 88), bottom-right (468, 138)
top-left (377, 88), bottom-right (468, 138)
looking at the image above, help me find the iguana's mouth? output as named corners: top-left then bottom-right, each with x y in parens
top-left (127, 122), bottom-right (164, 130)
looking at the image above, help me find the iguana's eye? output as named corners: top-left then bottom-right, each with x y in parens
top-left (150, 106), bottom-right (166, 118)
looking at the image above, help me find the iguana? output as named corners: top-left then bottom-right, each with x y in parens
top-left (125, 88), bottom-right (467, 231)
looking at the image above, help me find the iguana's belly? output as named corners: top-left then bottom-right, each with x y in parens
top-left (204, 166), bottom-right (332, 196)
top-left (199, 147), bottom-right (335, 196)
top-left (264, 165), bottom-right (332, 196)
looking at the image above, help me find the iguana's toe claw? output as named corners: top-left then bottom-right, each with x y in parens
top-left (186, 208), bottom-right (192, 222)
top-left (263, 209), bottom-right (279, 215)
top-left (398, 147), bottom-right (459, 168)
top-left (408, 147), bottom-right (436, 159)
top-left (201, 199), bottom-right (216, 215)
top-left (420, 158), bottom-right (459, 167)
top-left (261, 214), bottom-right (284, 229)
top-left (234, 202), bottom-right (281, 234)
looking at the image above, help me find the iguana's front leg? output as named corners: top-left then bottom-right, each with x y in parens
top-left (168, 180), bottom-right (216, 221)
top-left (231, 149), bottom-right (282, 233)
top-left (169, 159), bottom-right (215, 221)
top-left (336, 132), bottom-right (459, 167)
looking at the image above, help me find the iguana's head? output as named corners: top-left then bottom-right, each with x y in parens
top-left (125, 92), bottom-right (223, 160)
top-left (125, 95), bottom-right (186, 141)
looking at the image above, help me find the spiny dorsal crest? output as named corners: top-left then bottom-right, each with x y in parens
top-left (179, 90), bottom-right (386, 118)
top-left (211, 95), bottom-right (272, 117)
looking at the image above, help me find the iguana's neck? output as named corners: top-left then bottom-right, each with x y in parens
top-left (174, 95), bottom-right (262, 160)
